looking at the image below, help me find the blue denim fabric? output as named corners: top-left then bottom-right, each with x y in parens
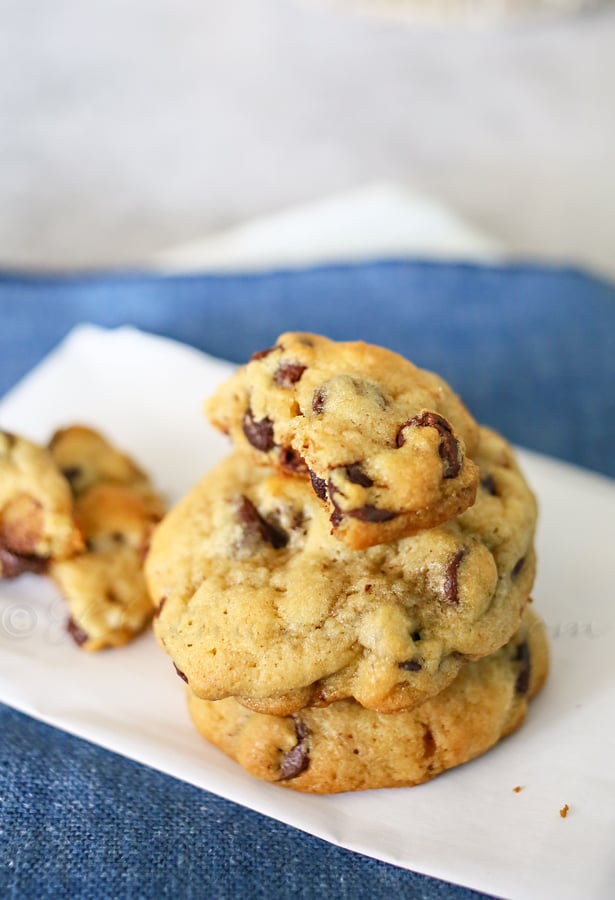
top-left (1, 260), bottom-right (614, 899)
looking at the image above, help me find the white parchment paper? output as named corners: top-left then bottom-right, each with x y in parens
top-left (1, 325), bottom-right (613, 900)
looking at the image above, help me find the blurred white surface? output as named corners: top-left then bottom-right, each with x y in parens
top-left (159, 183), bottom-right (503, 270)
top-left (0, 0), bottom-right (613, 276)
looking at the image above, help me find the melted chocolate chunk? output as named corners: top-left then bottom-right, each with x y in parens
top-left (344, 463), bottom-right (373, 488)
top-left (399, 658), bottom-right (422, 672)
top-left (312, 388), bottom-right (325, 414)
top-left (481, 473), bottom-right (498, 496)
top-left (274, 362), bottom-right (306, 388)
top-left (0, 546), bottom-right (48, 579)
top-left (327, 478), bottom-right (396, 527)
top-left (328, 480), bottom-right (344, 527)
top-left (250, 345), bottom-right (279, 361)
top-left (242, 408), bottom-right (275, 452)
top-left (511, 556), bottom-right (525, 579)
top-left (514, 641), bottom-right (531, 695)
top-left (397, 411), bottom-right (461, 479)
top-left (309, 470), bottom-right (328, 501)
top-left (174, 663), bottom-right (189, 684)
top-left (237, 496), bottom-right (289, 549)
top-left (279, 717), bottom-right (310, 780)
top-left (347, 505), bottom-right (397, 523)
top-left (443, 549), bottom-right (465, 604)
top-left (279, 446), bottom-right (308, 475)
top-left (67, 617), bottom-right (89, 647)
top-left (329, 507), bottom-right (343, 528)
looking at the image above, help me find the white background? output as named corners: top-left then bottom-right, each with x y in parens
top-left (0, 0), bottom-right (614, 277)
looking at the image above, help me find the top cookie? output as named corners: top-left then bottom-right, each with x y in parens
top-left (206, 333), bottom-right (480, 549)
top-left (0, 430), bottom-right (83, 577)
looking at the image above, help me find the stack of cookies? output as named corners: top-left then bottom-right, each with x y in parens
top-left (146, 333), bottom-right (548, 793)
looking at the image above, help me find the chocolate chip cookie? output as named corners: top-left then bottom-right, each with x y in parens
top-left (206, 333), bottom-right (480, 549)
top-left (187, 608), bottom-right (549, 793)
top-left (0, 430), bottom-right (83, 578)
top-left (49, 426), bottom-right (165, 651)
top-left (147, 425), bottom-right (536, 714)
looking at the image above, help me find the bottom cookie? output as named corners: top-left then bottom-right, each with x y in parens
top-left (187, 607), bottom-right (548, 793)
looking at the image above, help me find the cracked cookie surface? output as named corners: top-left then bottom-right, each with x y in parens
top-left (147, 426), bottom-right (536, 714)
top-left (0, 430), bottom-right (83, 577)
top-left (206, 333), bottom-right (480, 549)
top-left (187, 608), bottom-right (549, 793)
top-left (49, 426), bottom-right (165, 651)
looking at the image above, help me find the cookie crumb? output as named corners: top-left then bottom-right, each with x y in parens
top-left (513, 785), bottom-right (522, 793)
top-left (560, 804), bottom-right (569, 818)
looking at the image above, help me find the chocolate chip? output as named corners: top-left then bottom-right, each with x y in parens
top-left (397, 411), bottom-right (461, 479)
top-left (481, 473), bottom-right (498, 496)
top-left (309, 470), bottom-right (328, 501)
top-left (346, 505), bottom-right (397, 523)
top-left (0, 547), bottom-right (48, 579)
top-left (67, 617), bottom-right (89, 647)
top-left (328, 480), bottom-right (343, 527)
top-left (399, 659), bottom-right (422, 672)
top-left (279, 747), bottom-right (308, 780)
top-left (411, 631), bottom-right (421, 641)
top-left (174, 663), bottom-right (189, 683)
top-left (327, 479), bottom-right (396, 528)
top-left (279, 446), bottom-right (308, 475)
top-left (0, 430), bottom-right (16, 448)
top-left (312, 388), bottom-right (325, 414)
top-left (511, 556), bottom-right (525, 579)
top-left (237, 496), bottom-right (289, 549)
top-left (250, 345), bottom-right (279, 361)
top-left (62, 466), bottom-right (82, 489)
top-left (515, 641), bottom-right (531, 695)
top-left (279, 717), bottom-right (310, 780)
top-left (242, 408), bottom-right (275, 452)
top-left (423, 726), bottom-right (436, 759)
top-left (330, 507), bottom-right (343, 528)
top-left (364, 583), bottom-right (372, 592)
top-left (344, 463), bottom-right (373, 488)
top-left (154, 596), bottom-right (166, 619)
top-left (443, 549), bottom-right (465, 604)
top-left (274, 362), bottom-right (306, 388)
top-left (294, 718), bottom-right (309, 742)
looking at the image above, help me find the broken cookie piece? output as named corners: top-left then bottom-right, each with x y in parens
top-left (0, 430), bottom-right (83, 577)
top-left (48, 426), bottom-right (165, 651)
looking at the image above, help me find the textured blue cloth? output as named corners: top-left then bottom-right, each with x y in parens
top-left (1, 260), bottom-right (614, 899)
